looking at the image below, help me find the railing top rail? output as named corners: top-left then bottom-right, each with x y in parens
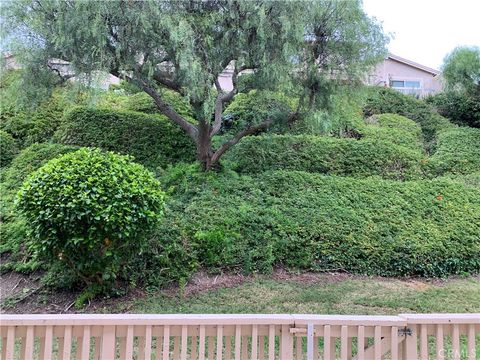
top-left (1, 313), bottom-right (478, 326)
top-left (399, 313), bottom-right (480, 324)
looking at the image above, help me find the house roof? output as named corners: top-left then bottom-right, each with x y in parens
top-left (387, 53), bottom-right (440, 76)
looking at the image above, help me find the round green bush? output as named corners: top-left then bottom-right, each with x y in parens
top-left (54, 107), bottom-right (196, 170)
top-left (426, 91), bottom-right (480, 128)
top-left (223, 90), bottom-right (298, 133)
top-left (363, 87), bottom-right (453, 147)
top-left (0, 130), bottom-right (17, 167)
top-left (16, 148), bottom-right (165, 287)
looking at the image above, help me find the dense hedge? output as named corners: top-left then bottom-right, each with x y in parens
top-left (54, 107), bottom-right (196, 170)
top-left (0, 130), bottom-right (17, 167)
top-left (159, 168), bottom-right (480, 277)
top-left (426, 92), bottom-right (480, 128)
top-left (226, 135), bottom-right (424, 180)
top-left (360, 114), bottom-right (423, 151)
top-left (428, 127), bottom-right (480, 175)
top-left (0, 143), bottom-right (78, 272)
top-left (363, 87), bottom-right (453, 146)
top-left (17, 148), bottom-right (165, 288)
top-left (223, 90), bottom-right (297, 133)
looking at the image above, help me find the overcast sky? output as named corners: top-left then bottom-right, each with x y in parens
top-left (363, 0), bottom-right (480, 71)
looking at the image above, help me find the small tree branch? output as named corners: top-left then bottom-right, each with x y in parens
top-left (211, 119), bottom-right (273, 164)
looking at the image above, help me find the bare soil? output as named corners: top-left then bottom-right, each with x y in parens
top-left (1, 268), bottom-right (476, 314)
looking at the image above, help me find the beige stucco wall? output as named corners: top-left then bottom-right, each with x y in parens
top-left (368, 58), bottom-right (442, 96)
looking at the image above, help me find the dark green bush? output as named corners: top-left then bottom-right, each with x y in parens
top-left (160, 168), bottom-right (480, 277)
top-left (428, 127), bottom-right (480, 175)
top-left (0, 130), bottom-right (17, 167)
top-left (363, 87), bottom-right (453, 147)
top-left (1, 143), bottom-right (79, 272)
top-left (223, 90), bottom-right (297, 133)
top-left (426, 92), bottom-right (480, 128)
top-left (360, 113), bottom-right (423, 151)
top-left (16, 148), bottom-right (165, 287)
top-left (54, 107), bottom-right (196, 170)
top-left (226, 134), bottom-right (424, 180)
top-left (3, 143), bottom-right (78, 189)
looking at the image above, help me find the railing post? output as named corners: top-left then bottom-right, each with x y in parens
top-left (402, 325), bottom-right (418, 360)
top-left (280, 324), bottom-right (293, 360)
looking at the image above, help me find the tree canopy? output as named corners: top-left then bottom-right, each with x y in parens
top-left (2, 0), bottom-right (388, 170)
top-left (441, 46), bottom-right (480, 95)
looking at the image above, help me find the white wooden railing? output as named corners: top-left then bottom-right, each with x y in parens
top-left (0, 313), bottom-right (478, 359)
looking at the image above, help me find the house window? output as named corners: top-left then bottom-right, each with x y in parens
top-left (390, 80), bottom-right (405, 88)
top-left (390, 80), bottom-right (421, 88)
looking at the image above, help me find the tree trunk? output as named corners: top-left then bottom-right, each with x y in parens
top-left (197, 120), bottom-right (215, 171)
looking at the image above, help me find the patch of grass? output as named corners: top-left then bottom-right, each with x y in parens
top-left (134, 276), bottom-right (480, 314)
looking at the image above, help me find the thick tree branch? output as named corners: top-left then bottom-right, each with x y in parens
top-left (124, 76), bottom-right (198, 141)
top-left (211, 119), bottom-right (273, 164)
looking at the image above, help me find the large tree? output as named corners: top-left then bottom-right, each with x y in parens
top-left (442, 46), bottom-right (480, 96)
top-left (3, 0), bottom-right (388, 170)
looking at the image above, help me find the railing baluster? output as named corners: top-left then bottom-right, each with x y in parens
top-left (43, 325), bottom-right (53, 360)
top-left (452, 324), bottom-right (460, 360)
top-left (374, 326), bottom-right (381, 360)
top-left (323, 325), bottom-right (331, 360)
top-left (145, 325), bottom-right (153, 360)
top-left (199, 325), bottom-right (206, 360)
top-left (5, 326), bottom-right (15, 360)
top-left (391, 326), bottom-right (398, 360)
top-left (340, 325), bottom-right (348, 360)
top-left (216, 325), bottom-right (223, 360)
top-left (251, 325), bottom-right (258, 360)
top-left (357, 326), bottom-right (365, 360)
top-left (467, 324), bottom-right (476, 360)
top-left (436, 325), bottom-right (444, 360)
top-left (268, 325), bottom-right (275, 360)
top-left (234, 325), bottom-right (241, 360)
top-left (181, 325), bottom-right (188, 360)
top-left (163, 325), bottom-right (171, 360)
top-left (24, 326), bottom-right (35, 360)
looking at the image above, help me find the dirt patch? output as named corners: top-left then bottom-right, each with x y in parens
top-left (1, 269), bottom-right (478, 314)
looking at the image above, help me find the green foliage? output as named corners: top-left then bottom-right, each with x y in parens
top-left (428, 127), bottom-right (480, 176)
top-left (441, 46), bottom-right (480, 95)
top-left (225, 135), bottom-right (424, 180)
top-left (363, 86), bottom-right (453, 147)
top-left (1, 143), bottom-right (78, 272)
top-left (0, 130), bottom-right (18, 167)
top-left (426, 91), bottom-right (480, 128)
top-left (161, 168), bottom-right (480, 277)
top-left (223, 90), bottom-right (297, 133)
top-left (124, 91), bottom-right (195, 120)
top-left (16, 148), bottom-right (165, 288)
top-left (54, 107), bottom-right (196, 170)
top-left (360, 114), bottom-right (423, 151)
top-left (3, 143), bottom-right (78, 189)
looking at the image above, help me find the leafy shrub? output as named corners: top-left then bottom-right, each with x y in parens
top-left (428, 127), bottom-right (480, 175)
top-left (426, 92), bottom-right (480, 128)
top-left (223, 90), bottom-right (297, 133)
top-left (1, 143), bottom-right (78, 272)
top-left (3, 143), bottom-right (78, 189)
top-left (54, 107), bottom-right (196, 170)
top-left (360, 113), bottom-right (423, 151)
top-left (226, 134), bottom-right (424, 180)
top-left (0, 130), bottom-right (17, 167)
top-left (363, 87), bottom-right (453, 147)
top-left (160, 168), bottom-right (480, 277)
top-left (16, 148), bottom-right (165, 288)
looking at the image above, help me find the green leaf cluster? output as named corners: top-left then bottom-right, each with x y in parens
top-left (0, 130), bottom-right (18, 167)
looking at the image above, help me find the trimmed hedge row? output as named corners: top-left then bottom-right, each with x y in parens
top-left (54, 107), bottom-right (196, 170)
top-left (360, 113), bottom-right (423, 151)
top-left (363, 87), bottom-right (453, 147)
top-left (428, 127), bottom-right (480, 175)
top-left (159, 168), bottom-right (480, 277)
top-left (0, 130), bottom-right (17, 167)
top-left (226, 134), bottom-right (424, 180)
